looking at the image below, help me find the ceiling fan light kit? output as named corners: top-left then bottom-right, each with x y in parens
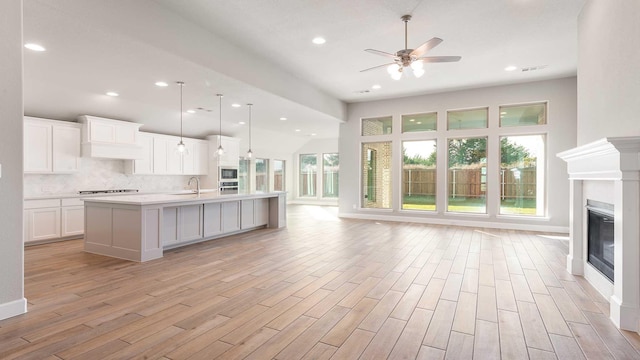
top-left (362, 14), bottom-right (461, 80)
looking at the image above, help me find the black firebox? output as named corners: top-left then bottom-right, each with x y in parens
top-left (586, 200), bottom-right (614, 282)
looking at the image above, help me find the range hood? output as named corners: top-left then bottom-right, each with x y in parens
top-left (78, 115), bottom-right (143, 160)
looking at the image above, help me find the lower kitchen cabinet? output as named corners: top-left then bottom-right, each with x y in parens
top-left (162, 205), bottom-right (204, 246)
top-left (221, 201), bottom-right (241, 233)
top-left (203, 203), bottom-right (222, 237)
top-left (241, 198), bottom-right (269, 229)
top-left (24, 197), bottom-right (85, 244)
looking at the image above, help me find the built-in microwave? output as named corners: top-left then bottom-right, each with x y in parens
top-left (219, 167), bottom-right (238, 180)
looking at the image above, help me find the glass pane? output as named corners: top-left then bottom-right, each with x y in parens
top-left (274, 160), bottom-right (285, 191)
top-left (402, 112), bottom-right (437, 133)
top-left (362, 116), bottom-right (392, 136)
top-left (402, 140), bottom-right (437, 210)
top-left (362, 142), bottom-right (392, 208)
top-left (238, 159), bottom-right (249, 193)
top-left (299, 154), bottom-right (317, 197)
top-left (447, 137), bottom-right (487, 213)
top-left (447, 108), bottom-right (488, 130)
top-left (323, 153), bottom-right (339, 198)
top-left (255, 158), bottom-right (268, 192)
top-left (500, 103), bottom-right (546, 127)
top-left (500, 135), bottom-right (545, 216)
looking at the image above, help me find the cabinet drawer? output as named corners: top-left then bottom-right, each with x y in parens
top-left (61, 198), bottom-right (84, 207)
top-left (24, 199), bottom-right (61, 209)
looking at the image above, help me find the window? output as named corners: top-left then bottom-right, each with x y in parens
top-left (448, 108), bottom-right (488, 130)
top-left (299, 154), bottom-right (317, 197)
top-left (323, 153), bottom-right (339, 198)
top-left (274, 160), bottom-right (285, 191)
top-left (402, 112), bottom-right (437, 133)
top-left (500, 103), bottom-right (547, 127)
top-left (362, 116), bottom-right (392, 136)
top-left (362, 142), bottom-right (392, 208)
top-left (403, 140), bottom-right (437, 210)
top-left (500, 135), bottom-right (545, 216)
top-left (255, 158), bottom-right (268, 192)
top-left (448, 137), bottom-right (487, 213)
top-left (238, 159), bottom-right (250, 193)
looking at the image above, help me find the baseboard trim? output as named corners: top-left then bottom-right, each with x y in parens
top-left (337, 212), bottom-right (569, 233)
top-left (0, 298), bottom-right (27, 321)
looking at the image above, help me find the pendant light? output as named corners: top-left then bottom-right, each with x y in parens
top-left (176, 81), bottom-right (188, 154)
top-left (246, 103), bottom-right (253, 158)
top-left (216, 93), bottom-right (224, 156)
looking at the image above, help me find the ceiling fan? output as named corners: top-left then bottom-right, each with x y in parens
top-left (361, 15), bottom-right (461, 80)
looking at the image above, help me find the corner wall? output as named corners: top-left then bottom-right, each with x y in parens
top-left (577, 1), bottom-right (640, 145)
top-left (0, 0), bottom-right (26, 320)
top-left (339, 77), bottom-right (577, 231)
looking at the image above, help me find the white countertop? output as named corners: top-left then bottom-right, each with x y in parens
top-left (24, 189), bottom-right (215, 201)
top-left (82, 191), bottom-right (285, 206)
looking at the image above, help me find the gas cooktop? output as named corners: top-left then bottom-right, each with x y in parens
top-left (78, 189), bottom-right (139, 195)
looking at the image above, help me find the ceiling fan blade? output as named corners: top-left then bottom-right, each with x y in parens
top-left (418, 56), bottom-right (462, 63)
top-left (365, 49), bottom-right (397, 58)
top-left (410, 37), bottom-right (443, 58)
top-left (360, 62), bottom-right (396, 72)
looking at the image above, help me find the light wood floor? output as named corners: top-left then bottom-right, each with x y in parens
top-left (2, 205), bottom-right (640, 359)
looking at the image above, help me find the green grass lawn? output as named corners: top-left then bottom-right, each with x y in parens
top-left (402, 195), bottom-right (536, 215)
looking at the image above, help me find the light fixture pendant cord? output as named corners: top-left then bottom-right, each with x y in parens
top-left (179, 82), bottom-right (184, 141)
top-left (248, 104), bottom-right (252, 150)
top-left (218, 94), bottom-right (222, 136)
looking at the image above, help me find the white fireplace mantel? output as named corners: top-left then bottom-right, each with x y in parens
top-left (558, 137), bottom-right (640, 332)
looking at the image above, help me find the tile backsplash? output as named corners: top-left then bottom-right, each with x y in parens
top-left (24, 158), bottom-right (195, 197)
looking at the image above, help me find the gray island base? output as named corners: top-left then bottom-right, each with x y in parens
top-left (83, 192), bottom-right (286, 262)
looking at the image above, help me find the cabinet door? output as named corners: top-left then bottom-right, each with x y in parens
top-left (254, 198), bottom-right (269, 226)
top-left (203, 203), bottom-right (222, 237)
top-left (153, 137), bottom-right (169, 174)
top-left (90, 121), bottom-right (116, 143)
top-left (166, 138), bottom-right (183, 174)
top-left (133, 133), bottom-right (154, 174)
top-left (163, 207), bottom-right (179, 245)
top-left (180, 204), bottom-right (203, 242)
top-left (221, 201), bottom-right (240, 233)
top-left (52, 125), bottom-right (81, 173)
top-left (196, 142), bottom-right (209, 175)
top-left (27, 207), bottom-right (61, 242)
top-left (241, 199), bottom-right (255, 229)
top-left (182, 140), bottom-right (196, 175)
top-left (24, 121), bottom-right (52, 173)
top-left (219, 136), bottom-right (240, 167)
top-left (115, 124), bottom-right (137, 145)
top-left (61, 206), bottom-right (84, 237)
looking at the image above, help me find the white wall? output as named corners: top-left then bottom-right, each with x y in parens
top-left (0, 0), bottom-right (26, 320)
top-left (339, 77), bottom-right (577, 231)
top-left (577, 1), bottom-right (640, 145)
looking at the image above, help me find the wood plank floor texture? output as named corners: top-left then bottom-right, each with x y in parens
top-left (2, 205), bottom-right (640, 359)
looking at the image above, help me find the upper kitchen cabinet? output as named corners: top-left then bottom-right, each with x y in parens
top-left (125, 132), bottom-right (208, 175)
top-left (208, 135), bottom-right (240, 167)
top-left (77, 115), bottom-right (143, 160)
top-left (24, 117), bottom-right (81, 174)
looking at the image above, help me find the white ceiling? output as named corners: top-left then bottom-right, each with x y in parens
top-left (22, 0), bottom-right (585, 143)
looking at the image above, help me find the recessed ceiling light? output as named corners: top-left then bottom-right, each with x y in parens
top-left (231, 103), bottom-right (241, 108)
top-left (155, 81), bottom-right (169, 87)
top-left (295, 129), bottom-right (301, 132)
top-left (24, 43), bottom-right (46, 52)
top-left (186, 109), bottom-right (196, 114)
top-left (280, 117), bottom-right (287, 121)
top-left (504, 65), bottom-right (518, 72)
top-left (239, 121), bottom-right (246, 125)
top-left (106, 92), bottom-right (119, 97)
top-left (312, 37), bottom-right (326, 45)
top-left (311, 133), bottom-right (317, 136)
top-left (372, 84), bottom-right (381, 90)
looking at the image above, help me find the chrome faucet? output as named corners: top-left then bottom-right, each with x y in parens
top-left (188, 176), bottom-right (200, 194)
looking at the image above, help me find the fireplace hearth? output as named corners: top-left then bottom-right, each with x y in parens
top-left (586, 200), bottom-right (614, 282)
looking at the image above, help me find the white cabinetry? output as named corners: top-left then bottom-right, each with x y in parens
top-left (221, 201), bottom-right (241, 232)
top-left (203, 203), bottom-right (222, 237)
top-left (207, 135), bottom-right (240, 169)
top-left (24, 117), bottom-right (81, 174)
top-left (163, 205), bottom-right (204, 246)
top-left (24, 197), bottom-right (85, 244)
top-left (126, 132), bottom-right (208, 175)
top-left (78, 115), bottom-right (143, 160)
top-left (241, 198), bottom-right (269, 229)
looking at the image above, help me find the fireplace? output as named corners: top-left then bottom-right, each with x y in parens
top-left (558, 136), bottom-right (640, 332)
top-left (586, 200), bottom-right (614, 282)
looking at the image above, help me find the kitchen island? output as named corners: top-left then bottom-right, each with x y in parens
top-left (83, 191), bottom-right (286, 262)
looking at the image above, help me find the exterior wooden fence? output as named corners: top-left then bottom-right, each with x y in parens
top-left (403, 167), bottom-right (536, 199)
